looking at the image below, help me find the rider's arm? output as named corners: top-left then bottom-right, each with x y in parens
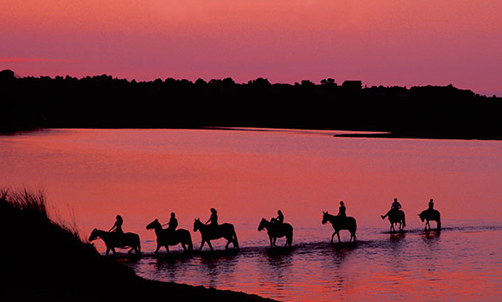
top-left (109, 221), bottom-right (119, 232)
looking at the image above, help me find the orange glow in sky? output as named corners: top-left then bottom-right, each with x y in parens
top-left (1, 0), bottom-right (502, 95)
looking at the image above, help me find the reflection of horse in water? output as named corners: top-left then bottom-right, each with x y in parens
top-left (322, 212), bottom-right (357, 243)
top-left (419, 209), bottom-right (441, 231)
top-left (258, 218), bottom-right (293, 248)
top-left (146, 219), bottom-right (193, 254)
top-left (385, 209), bottom-right (406, 233)
top-left (88, 229), bottom-right (141, 256)
top-left (193, 219), bottom-right (239, 251)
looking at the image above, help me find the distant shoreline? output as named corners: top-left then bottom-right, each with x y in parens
top-left (0, 126), bottom-right (502, 141)
top-left (332, 132), bottom-right (502, 141)
top-left (2, 69), bottom-right (501, 141)
top-left (3, 126), bottom-right (502, 141)
top-left (205, 126), bottom-right (502, 141)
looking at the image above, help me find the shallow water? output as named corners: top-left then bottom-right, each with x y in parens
top-left (1, 128), bottom-right (501, 301)
top-left (125, 226), bottom-right (502, 302)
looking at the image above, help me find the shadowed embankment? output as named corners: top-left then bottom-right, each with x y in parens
top-left (0, 189), bottom-right (275, 302)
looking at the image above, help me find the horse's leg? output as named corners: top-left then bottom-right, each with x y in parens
top-left (269, 236), bottom-right (273, 248)
top-left (330, 231), bottom-right (336, 244)
top-left (154, 244), bottom-right (160, 255)
top-left (207, 240), bottom-right (214, 252)
top-left (337, 231), bottom-right (341, 243)
top-left (106, 247), bottom-right (111, 256)
top-left (199, 240), bottom-right (205, 251)
top-left (233, 233), bottom-right (239, 250)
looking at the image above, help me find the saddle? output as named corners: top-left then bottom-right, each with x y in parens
top-left (110, 232), bottom-right (127, 245)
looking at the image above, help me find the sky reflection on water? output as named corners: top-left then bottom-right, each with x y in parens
top-left (1, 128), bottom-right (501, 301)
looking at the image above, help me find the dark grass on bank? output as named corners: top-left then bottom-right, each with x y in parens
top-left (0, 189), bottom-right (276, 302)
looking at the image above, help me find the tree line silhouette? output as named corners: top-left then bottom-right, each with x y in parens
top-left (1, 69), bottom-right (501, 139)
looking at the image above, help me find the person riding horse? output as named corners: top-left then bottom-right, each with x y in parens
top-left (109, 215), bottom-right (124, 235)
top-left (381, 198), bottom-right (402, 220)
top-left (166, 212), bottom-right (178, 233)
top-left (419, 199), bottom-right (441, 231)
top-left (205, 208), bottom-right (218, 231)
top-left (271, 210), bottom-right (284, 225)
top-left (338, 201), bottom-right (346, 218)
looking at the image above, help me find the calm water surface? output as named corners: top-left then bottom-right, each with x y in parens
top-left (1, 128), bottom-right (501, 301)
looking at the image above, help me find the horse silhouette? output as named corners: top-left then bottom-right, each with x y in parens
top-left (146, 219), bottom-right (193, 254)
top-left (322, 211), bottom-right (357, 243)
top-left (258, 218), bottom-right (293, 248)
top-left (88, 229), bottom-right (141, 256)
top-left (193, 218), bottom-right (239, 251)
top-left (384, 209), bottom-right (406, 233)
top-left (419, 209), bottom-right (441, 231)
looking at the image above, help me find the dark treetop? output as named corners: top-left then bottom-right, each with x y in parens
top-left (1, 69), bottom-right (501, 140)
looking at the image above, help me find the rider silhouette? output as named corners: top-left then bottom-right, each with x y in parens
top-left (205, 208), bottom-right (218, 227)
top-left (167, 212), bottom-right (178, 232)
top-left (381, 198), bottom-right (401, 219)
top-left (109, 215), bottom-right (124, 235)
top-left (271, 210), bottom-right (284, 225)
top-left (337, 201), bottom-right (346, 218)
top-left (428, 198), bottom-right (434, 210)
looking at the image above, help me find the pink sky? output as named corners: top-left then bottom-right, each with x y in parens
top-left (1, 0), bottom-right (501, 96)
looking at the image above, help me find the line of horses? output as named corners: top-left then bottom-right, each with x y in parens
top-left (88, 209), bottom-right (441, 256)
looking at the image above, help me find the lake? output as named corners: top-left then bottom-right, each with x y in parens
top-left (1, 128), bottom-right (501, 301)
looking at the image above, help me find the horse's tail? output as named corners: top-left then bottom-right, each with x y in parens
top-left (187, 232), bottom-right (194, 251)
top-left (437, 212), bottom-right (441, 230)
top-left (233, 229), bottom-right (239, 250)
top-left (352, 218), bottom-right (357, 242)
top-left (287, 226), bottom-right (293, 246)
top-left (136, 235), bottom-right (141, 254)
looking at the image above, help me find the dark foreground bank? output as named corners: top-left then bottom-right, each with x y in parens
top-left (0, 189), bottom-right (276, 302)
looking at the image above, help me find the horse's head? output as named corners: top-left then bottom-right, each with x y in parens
top-left (88, 228), bottom-right (99, 242)
top-left (418, 212), bottom-right (425, 222)
top-left (322, 211), bottom-right (329, 224)
top-left (146, 219), bottom-right (160, 230)
top-left (258, 218), bottom-right (267, 231)
top-left (193, 218), bottom-right (201, 232)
